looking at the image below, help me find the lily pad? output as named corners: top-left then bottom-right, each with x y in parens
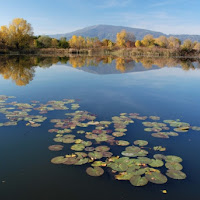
top-left (165, 162), bottom-right (183, 170)
top-left (116, 140), bottom-right (130, 146)
top-left (86, 167), bottom-right (104, 177)
top-left (134, 140), bottom-right (148, 147)
top-left (130, 175), bottom-right (148, 186)
top-left (145, 172), bottom-right (167, 184)
top-left (95, 146), bottom-right (110, 152)
top-left (71, 144), bottom-right (85, 151)
top-left (108, 162), bottom-right (128, 172)
top-left (166, 170), bottom-right (186, 180)
top-left (51, 156), bottom-right (68, 164)
top-left (48, 145), bottom-right (64, 151)
top-left (112, 132), bottom-right (125, 137)
top-left (149, 159), bottom-right (164, 167)
top-left (165, 155), bottom-right (183, 163)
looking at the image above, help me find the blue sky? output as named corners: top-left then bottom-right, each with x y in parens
top-left (0, 0), bottom-right (199, 35)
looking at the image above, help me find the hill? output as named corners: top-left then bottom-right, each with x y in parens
top-left (50, 25), bottom-right (200, 42)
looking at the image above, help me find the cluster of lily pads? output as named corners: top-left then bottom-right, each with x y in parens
top-left (0, 95), bottom-right (80, 127)
top-left (48, 111), bottom-right (193, 187)
top-left (1, 95), bottom-right (200, 188)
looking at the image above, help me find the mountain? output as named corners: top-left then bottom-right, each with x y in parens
top-left (50, 25), bottom-right (200, 42)
top-left (66, 60), bottom-right (159, 75)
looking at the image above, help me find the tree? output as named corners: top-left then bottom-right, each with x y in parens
top-left (59, 37), bottom-right (69, 48)
top-left (69, 35), bottom-right (78, 48)
top-left (116, 30), bottom-right (136, 47)
top-left (51, 38), bottom-right (58, 48)
top-left (37, 36), bottom-right (52, 48)
top-left (116, 30), bottom-right (127, 47)
top-left (181, 39), bottom-right (194, 51)
top-left (141, 34), bottom-right (155, 47)
top-left (135, 40), bottom-right (142, 48)
top-left (168, 36), bottom-right (181, 49)
top-left (155, 36), bottom-right (168, 48)
top-left (0, 18), bottom-right (33, 49)
top-left (193, 42), bottom-right (200, 51)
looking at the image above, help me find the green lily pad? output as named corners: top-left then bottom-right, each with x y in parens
top-left (151, 132), bottom-right (169, 139)
top-left (134, 140), bottom-right (148, 147)
top-left (91, 161), bottom-right (106, 167)
top-left (62, 138), bottom-right (75, 144)
top-left (108, 162), bottom-right (128, 172)
top-left (115, 172), bottom-right (133, 180)
top-left (153, 146), bottom-right (166, 152)
top-left (166, 170), bottom-right (186, 180)
top-left (130, 175), bottom-right (148, 186)
top-left (71, 144), bottom-right (85, 151)
top-left (95, 146), bottom-right (110, 152)
top-left (165, 162), bottom-right (183, 170)
top-left (48, 145), bottom-right (64, 151)
top-left (116, 140), bottom-right (130, 146)
top-left (153, 154), bottom-right (166, 160)
top-left (149, 116), bottom-right (160, 120)
top-left (149, 159), bottom-right (164, 167)
top-left (192, 126), bottom-right (200, 131)
top-left (112, 132), bottom-right (125, 137)
top-left (86, 167), bottom-right (104, 177)
top-left (145, 172), bottom-right (167, 184)
top-left (51, 156), bottom-right (68, 164)
top-left (165, 155), bottom-right (183, 163)
top-left (88, 151), bottom-right (103, 159)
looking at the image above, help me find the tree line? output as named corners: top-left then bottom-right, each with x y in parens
top-left (0, 18), bottom-right (200, 52)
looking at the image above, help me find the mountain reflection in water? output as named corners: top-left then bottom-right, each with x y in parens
top-left (0, 55), bottom-right (199, 86)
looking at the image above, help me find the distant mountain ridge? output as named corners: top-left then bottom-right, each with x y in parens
top-left (50, 25), bottom-right (200, 42)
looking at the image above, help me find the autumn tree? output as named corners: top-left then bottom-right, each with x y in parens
top-left (135, 40), bottom-right (142, 48)
top-left (181, 39), bottom-right (194, 51)
top-left (0, 18), bottom-right (33, 49)
top-left (155, 36), bottom-right (169, 48)
top-left (141, 34), bottom-right (155, 47)
top-left (168, 36), bottom-right (181, 49)
top-left (51, 38), bottom-right (59, 48)
top-left (193, 42), bottom-right (200, 51)
top-left (116, 30), bottom-right (136, 47)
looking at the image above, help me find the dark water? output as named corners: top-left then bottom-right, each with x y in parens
top-left (0, 56), bottom-right (200, 200)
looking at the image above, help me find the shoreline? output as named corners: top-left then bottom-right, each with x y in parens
top-left (0, 47), bottom-right (200, 59)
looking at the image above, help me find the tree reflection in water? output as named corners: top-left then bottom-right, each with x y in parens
top-left (0, 55), bottom-right (199, 86)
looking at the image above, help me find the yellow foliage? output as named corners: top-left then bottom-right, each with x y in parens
top-left (0, 18), bottom-right (33, 49)
top-left (116, 30), bottom-right (127, 47)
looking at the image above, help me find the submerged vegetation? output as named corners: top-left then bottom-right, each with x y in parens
top-left (1, 95), bottom-right (199, 190)
top-left (0, 18), bottom-right (200, 56)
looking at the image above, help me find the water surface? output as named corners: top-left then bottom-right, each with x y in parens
top-left (0, 56), bottom-right (200, 200)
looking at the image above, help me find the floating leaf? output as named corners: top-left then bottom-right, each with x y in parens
top-left (51, 156), bottom-right (68, 164)
top-left (95, 146), bottom-right (110, 152)
top-left (165, 155), bottom-right (183, 163)
top-left (130, 175), bottom-right (148, 186)
top-left (166, 170), bottom-right (186, 180)
top-left (165, 162), bottom-right (183, 170)
top-left (116, 140), bottom-right (130, 146)
top-left (86, 167), bottom-right (104, 177)
top-left (48, 145), bottom-right (64, 151)
top-left (149, 159), bottom-right (164, 167)
top-left (145, 172), bottom-right (167, 184)
top-left (71, 144), bottom-right (85, 151)
top-left (134, 140), bottom-right (148, 147)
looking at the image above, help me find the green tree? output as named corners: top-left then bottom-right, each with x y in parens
top-left (37, 36), bottom-right (52, 48)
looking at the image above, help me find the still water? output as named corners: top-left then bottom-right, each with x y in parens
top-left (0, 56), bottom-right (200, 200)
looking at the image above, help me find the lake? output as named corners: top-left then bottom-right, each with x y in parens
top-left (0, 55), bottom-right (200, 200)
